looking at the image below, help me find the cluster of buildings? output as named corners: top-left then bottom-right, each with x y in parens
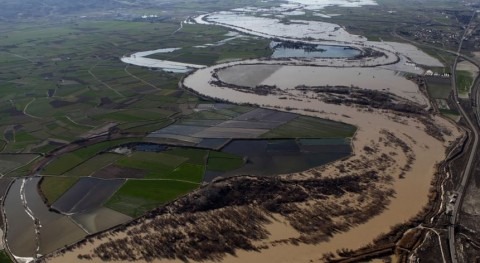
top-left (424, 70), bottom-right (451, 78)
top-left (141, 14), bottom-right (159, 19)
top-left (406, 26), bottom-right (460, 49)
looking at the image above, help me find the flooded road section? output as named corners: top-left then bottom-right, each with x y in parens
top-left (5, 178), bottom-right (87, 260)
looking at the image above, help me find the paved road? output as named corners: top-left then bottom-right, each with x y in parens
top-left (448, 11), bottom-right (479, 263)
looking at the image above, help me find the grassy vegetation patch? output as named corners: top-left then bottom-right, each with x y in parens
top-left (0, 154), bottom-right (38, 174)
top-left (167, 148), bottom-right (208, 165)
top-left (167, 163), bottom-right (204, 182)
top-left (186, 110), bottom-right (235, 120)
top-left (0, 251), bottom-right (12, 263)
top-left (115, 150), bottom-right (208, 179)
top-left (14, 131), bottom-right (38, 143)
top-left (426, 76), bottom-right (452, 99)
top-left (207, 151), bottom-right (244, 172)
top-left (40, 176), bottom-right (80, 205)
top-left (147, 36), bottom-right (272, 66)
top-left (42, 138), bottom-right (140, 175)
top-left (456, 70), bottom-right (473, 94)
top-left (105, 180), bottom-right (199, 217)
top-left (262, 116), bottom-right (356, 138)
top-left (116, 151), bottom-right (191, 176)
top-left (116, 119), bottom-right (174, 134)
top-left (42, 154), bottom-right (83, 175)
top-left (66, 153), bottom-right (122, 177)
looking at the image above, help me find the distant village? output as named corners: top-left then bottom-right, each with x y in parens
top-left (404, 60), bottom-right (451, 78)
top-left (424, 69), bottom-right (451, 78)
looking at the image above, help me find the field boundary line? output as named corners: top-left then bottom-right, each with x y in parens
top-left (124, 65), bottom-right (161, 90)
top-left (88, 62), bottom-right (125, 98)
top-left (23, 98), bottom-right (42, 119)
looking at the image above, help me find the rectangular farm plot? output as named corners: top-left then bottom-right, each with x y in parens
top-left (0, 153), bottom-right (39, 174)
top-left (52, 177), bottom-right (125, 214)
top-left (151, 124), bottom-right (207, 137)
top-left (193, 127), bottom-right (268, 138)
top-left (108, 149), bottom-right (209, 180)
top-left (185, 110), bottom-right (235, 120)
top-left (147, 133), bottom-right (202, 144)
top-left (217, 120), bottom-right (285, 129)
top-left (105, 179), bottom-right (199, 217)
top-left (42, 153), bottom-right (84, 175)
top-left (166, 148), bottom-right (208, 165)
top-left (207, 151), bottom-right (245, 172)
top-left (234, 108), bottom-right (297, 122)
top-left (41, 138), bottom-right (140, 175)
top-left (167, 163), bottom-right (205, 183)
top-left (40, 176), bottom-right (80, 205)
top-left (115, 152), bottom-right (188, 178)
top-left (211, 139), bottom-right (352, 179)
top-left (91, 165), bottom-right (147, 179)
top-left (197, 138), bottom-right (230, 149)
top-left (131, 151), bottom-right (189, 167)
top-left (66, 153), bottom-right (122, 177)
top-left (177, 119), bottom-right (224, 127)
top-left (425, 76), bottom-right (452, 99)
top-left (261, 116), bottom-right (356, 139)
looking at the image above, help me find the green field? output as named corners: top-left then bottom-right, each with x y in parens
top-left (167, 163), bottom-right (205, 182)
top-left (42, 138), bottom-right (140, 175)
top-left (40, 176), bottom-right (80, 204)
top-left (147, 37), bottom-right (272, 65)
top-left (207, 151), bottom-right (244, 172)
top-left (105, 179), bottom-right (199, 217)
top-left (262, 116), bottom-right (356, 139)
top-left (0, 251), bottom-right (12, 263)
top-left (116, 152), bottom-right (184, 176)
top-left (456, 70), bottom-right (474, 95)
top-left (41, 145), bottom-right (243, 215)
top-left (166, 148), bottom-right (208, 165)
top-left (66, 153), bottom-right (122, 177)
top-left (426, 77), bottom-right (452, 99)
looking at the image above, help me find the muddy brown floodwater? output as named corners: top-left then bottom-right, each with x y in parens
top-left (217, 64), bottom-right (428, 105)
top-left (179, 61), bottom-right (461, 262)
top-left (4, 178), bottom-right (87, 261)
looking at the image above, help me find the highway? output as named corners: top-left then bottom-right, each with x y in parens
top-left (448, 11), bottom-right (479, 263)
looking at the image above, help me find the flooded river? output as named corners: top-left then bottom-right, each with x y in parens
top-left (4, 178), bottom-right (87, 260)
top-left (181, 55), bottom-right (459, 262)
